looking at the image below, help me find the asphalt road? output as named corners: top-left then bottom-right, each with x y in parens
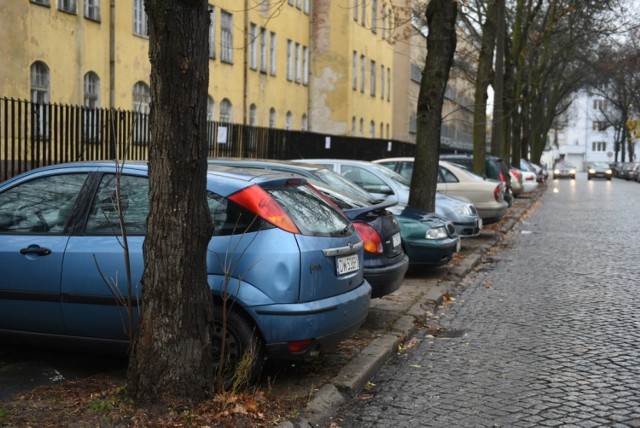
top-left (329, 173), bottom-right (640, 427)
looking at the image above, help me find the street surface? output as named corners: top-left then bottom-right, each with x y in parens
top-left (330, 173), bottom-right (640, 427)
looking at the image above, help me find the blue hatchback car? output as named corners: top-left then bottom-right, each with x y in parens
top-left (0, 162), bottom-right (371, 381)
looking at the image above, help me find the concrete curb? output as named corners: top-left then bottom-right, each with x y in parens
top-left (279, 188), bottom-right (544, 428)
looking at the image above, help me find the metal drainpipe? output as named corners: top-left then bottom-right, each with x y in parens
top-left (109, 0), bottom-right (116, 109)
top-left (243, 0), bottom-right (249, 125)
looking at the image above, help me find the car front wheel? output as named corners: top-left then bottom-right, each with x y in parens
top-left (212, 307), bottom-right (264, 389)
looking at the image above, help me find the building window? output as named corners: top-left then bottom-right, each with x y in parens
top-left (352, 51), bottom-right (358, 90)
top-left (380, 65), bottom-right (385, 99)
top-left (352, 117), bottom-right (356, 135)
top-left (207, 96), bottom-right (215, 121)
top-left (386, 124), bottom-right (390, 138)
top-left (387, 67), bottom-right (391, 101)
top-left (295, 43), bottom-right (301, 83)
top-left (286, 39), bottom-right (293, 81)
top-left (302, 113), bottom-right (308, 130)
top-left (302, 46), bottom-right (309, 85)
top-left (380, 122), bottom-right (384, 137)
top-left (359, 118), bottom-right (364, 136)
top-left (208, 5), bottom-right (216, 59)
top-left (31, 0), bottom-right (50, 5)
top-left (360, 55), bottom-right (365, 93)
top-left (409, 114), bottom-right (417, 134)
top-left (286, 111), bottom-right (292, 130)
top-left (132, 81), bottom-right (150, 114)
top-left (58, 0), bottom-right (76, 13)
top-left (593, 99), bottom-right (606, 110)
top-left (133, 0), bottom-right (148, 36)
top-left (361, 0), bottom-right (366, 25)
top-left (370, 120), bottom-right (375, 138)
top-left (249, 23), bottom-right (258, 70)
top-left (260, 28), bottom-right (267, 72)
top-left (387, 9), bottom-right (393, 41)
top-left (221, 11), bottom-right (233, 63)
top-left (84, 0), bottom-right (100, 20)
top-left (410, 62), bottom-right (422, 83)
top-left (371, 0), bottom-right (377, 33)
top-left (592, 141), bottom-right (607, 151)
top-left (220, 98), bottom-right (232, 122)
top-left (353, 0), bottom-right (358, 20)
top-left (31, 61), bottom-right (50, 138)
top-left (249, 104), bottom-right (257, 126)
top-left (303, 0), bottom-right (310, 14)
top-left (84, 72), bottom-right (100, 108)
top-left (370, 60), bottom-right (376, 96)
top-left (269, 108), bottom-right (276, 128)
top-left (592, 121), bottom-right (607, 131)
top-left (269, 32), bottom-right (277, 75)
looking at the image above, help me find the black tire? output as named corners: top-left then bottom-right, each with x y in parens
top-left (212, 308), bottom-right (264, 389)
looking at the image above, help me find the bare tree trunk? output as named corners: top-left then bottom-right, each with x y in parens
top-left (127, 0), bottom-right (215, 404)
top-left (491, 0), bottom-right (506, 158)
top-left (409, 0), bottom-right (458, 212)
top-left (472, 1), bottom-right (497, 176)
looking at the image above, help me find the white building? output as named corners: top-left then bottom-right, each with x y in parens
top-left (550, 89), bottom-right (625, 171)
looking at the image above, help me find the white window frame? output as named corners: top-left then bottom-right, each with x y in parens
top-left (371, 0), bottom-right (377, 33)
top-left (220, 98), bottom-right (232, 122)
top-left (269, 32), bottom-right (277, 75)
top-left (370, 60), bottom-right (376, 96)
top-left (259, 27), bottom-right (267, 73)
top-left (380, 65), bottom-right (385, 99)
top-left (360, 55), bottom-right (365, 93)
top-left (352, 51), bottom-right (358, 90)
top-left (302, 46), bottom-right (309, 85)
top-left (133, 0), bottom-right (148, 36)
top-left (208, 5), bottom-right (216, 59)
top-left (269, 108), bottom-right (276, 128)
top-left (286, 39), bottom-right (293, 81)
top-left (295, 42), bottom-right (301, 83)
top-left (58, 0), bottom-right (76, 13)
top-left (84, 72), bottom-right (100, 108)
top-left (84, 0), bottom-right (100, 20)
top-left (221, 10), bottom-right (234, 63)
top-left (249, 23), bottom-right (258, 70)
top-left (286, 111), bottom-right (292, 130)
top-left (249, 104), bottom-right (257, 126)
top-left (132, 81), bottom-right (150, 114)
top-left (31, 61), bottom-right (50, 138)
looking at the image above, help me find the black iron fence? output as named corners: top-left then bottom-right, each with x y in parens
top-left (1, 97), bottom-right (417, 181)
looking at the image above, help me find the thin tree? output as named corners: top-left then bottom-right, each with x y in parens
top-left (409, 0), bottom-right (458, 212)
top-left (127, 0), bottom-right (215, 404)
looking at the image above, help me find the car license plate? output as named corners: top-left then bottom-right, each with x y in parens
top-left (336, 254), bottom-right (359, 275)
top-left (392, 233), bottom-right (401, 248)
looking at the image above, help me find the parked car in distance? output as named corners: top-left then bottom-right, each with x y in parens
top-left (373, 158), bottom-right (508, 224)
top-left (207, 158), bottom-right (409, 298)
top-left (509, 169), bottom-right (524, 197)
top-left (587, 162), bottom-right (612, 180)
top-left (621, 162), bottom-right (640, 181)
top-left (293, 158), bottom-right (482, 238)
top-left (314, 182), bottom-right (461, 267)
top-left (520, 158), bottom-right (546, 183)
top-left (0, 162), bottom-right (372, 384)
top-left (511, 168), bottom-right (538, 194)
top-left (439, 153), bottom-right (513, 207)
top-left (553, 162), bottom-right (576, 179)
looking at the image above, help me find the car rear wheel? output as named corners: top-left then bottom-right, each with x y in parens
top-left (212, 308), bottom-right (264, 389)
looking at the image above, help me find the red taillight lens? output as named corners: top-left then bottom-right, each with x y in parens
top-left (288, 339), bottom-right (312, 354)
top-left (499, 171), bottom-right (506, 183)
top-left (494, 185), bottom-right (502, 202)
top-left (229, 185), bottom-right (300, 234)
top-left (511, 169), bottom-right (521, 181)
top-left (354, 222), bottom-right (383, 254)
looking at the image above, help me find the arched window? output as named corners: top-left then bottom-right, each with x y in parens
top-left (84, 72), bottom-right (100, 108)
top-left (285, 111), bottom-right (292, 130)
top-left (352, 116), bottom-right (356, 135)
top-left (370, 120), bottom-right (375, 138)
top-left (359, 118), bottom-right (364, 136)
top-left (207, 96), bottom-right (215, 121)
top-left (269, 108), bottom-right (276, 128)
top-left (249, 103), bottom-right (257, 126)
top-left (30, 61), bottom-right (50, 138)
top-left (132, 81), bottom-right (150, 114)
top-left (220, 98), bottom-right (232, 122)
top-left (301, 113), bottom-right (308, 131)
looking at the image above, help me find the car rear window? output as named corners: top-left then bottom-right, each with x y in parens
top-left (266, 184), bottom-right (353, 237)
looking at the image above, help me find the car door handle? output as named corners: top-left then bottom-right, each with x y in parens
top-left (20, 245), bottom-right (52, 256)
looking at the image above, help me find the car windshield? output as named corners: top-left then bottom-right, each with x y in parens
top-left (591, 163), bottom-right (609, 168)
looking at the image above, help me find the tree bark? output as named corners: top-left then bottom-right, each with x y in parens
top-left (472, 1), bottom-right (497, 176)
top-left (409, 0), bottom-right (458, 212)
top-left (127, 0), bottom-right (215, 404)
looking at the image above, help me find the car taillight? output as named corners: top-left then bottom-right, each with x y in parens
top-left (511, 169), bottom-right (521, 181)
top-left (229, 185), bottom-right (300, 234)
top-left (288, 339), bottom-right (312, 354)
top-left (499, 171), bottom-right (506, 183)
top-left (353, 222), bottom-right (383, 254)
top-left (494, 185), bottom-right (502, 202)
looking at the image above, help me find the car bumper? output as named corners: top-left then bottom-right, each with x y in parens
top-left (588, 172), bottom-right (611, 179)
top-left (255, 281), bottom-right (372, 361)
top-left (403, 236), bottom-right (459, 266)
top-left (453, 219), bottom-right (482, 238)
top-left (364, 254), bottom-right (410, 298)
top-left (476, 204), bottom-right (508, 225)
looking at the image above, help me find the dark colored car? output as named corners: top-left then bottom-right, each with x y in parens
top-left (0, 162), bottom-right (372, 382)
top-left (439, 154), bottom-right (513, 207)
top-left (207, 158), bottom-right (409, 298)
top-left (553, 162), bottom-right (576, 179)
top-left (621, 162), bottom-right (640, 181)
top-left (587, 162), bottom-right (612, 180)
